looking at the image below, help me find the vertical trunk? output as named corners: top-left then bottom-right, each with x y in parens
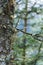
top-left (22, 0), bottom-right (28, 65)
top-left (0, 0), bottom-right (15, 65)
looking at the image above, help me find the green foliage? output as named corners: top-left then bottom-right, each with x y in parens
top-left (12, 0), bottom-right (43, 65)
top-left (0, 0), bottom-right (43, 65)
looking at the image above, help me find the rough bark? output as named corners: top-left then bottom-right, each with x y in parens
top-left (0, 0), bottom-right (14, 65)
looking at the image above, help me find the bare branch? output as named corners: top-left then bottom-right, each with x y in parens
top-left (15, 28), bottom-right (43, 42)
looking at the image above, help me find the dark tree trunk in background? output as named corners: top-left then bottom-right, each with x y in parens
top-left (0, 0), bottom-right (14, 65)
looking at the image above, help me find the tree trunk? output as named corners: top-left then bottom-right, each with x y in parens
top-left (0, 0), bottom-right (15, 65)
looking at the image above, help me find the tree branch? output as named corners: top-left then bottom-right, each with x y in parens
top-left (15, 28), bottom-right (43, 42)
